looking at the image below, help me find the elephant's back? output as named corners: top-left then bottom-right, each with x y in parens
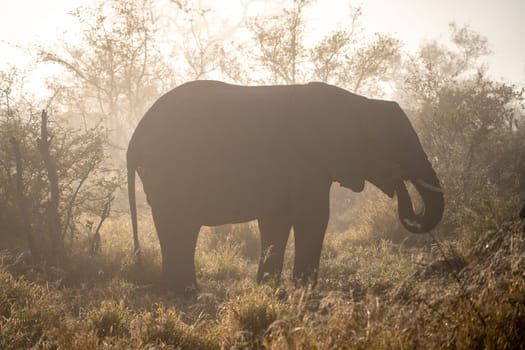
top-left (132, 81), bottom-right (300, 160)
top-left (132, 82), bottom-right (301, 200)
top-left (129, 80), bottom-right (365, 180)
top-left (132, 80), bottom-right (363, 143)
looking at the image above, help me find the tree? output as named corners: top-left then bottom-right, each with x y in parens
top-left (0, 68), bottom-right (121, 265)
top-left (172, 0), bottom-right (250, 81)
top-left (402, 23), bottom-right (491, 107)
top-left (247, 0), bottom-right (311, 84)
top-left (402, 24), bottom-right (525, 239)
top-left (40, 0), bottom-right (173, 151)
top-left (246, 1), bottom-right (400, 94)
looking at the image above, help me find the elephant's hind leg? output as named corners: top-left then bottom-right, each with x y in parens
top-left (256, 215), bottom-right (292, 284)
top-left (151, 207), bottom-right (200, 296)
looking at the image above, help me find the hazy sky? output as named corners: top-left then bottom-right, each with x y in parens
top-left (359, 0), bottom-right (525, 82)
top-left (1, 0), bottom-right (524, 84)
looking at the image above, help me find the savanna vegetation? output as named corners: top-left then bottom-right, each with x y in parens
top-left (1, 0), bottom-right (524, 348)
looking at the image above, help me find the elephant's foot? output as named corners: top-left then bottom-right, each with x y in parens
top-left (292, 268), bottom-right (319, 289)
top-left (256, 269), bottom-right (282, 287)
top-left (161, 275), bottom-right (199, 297)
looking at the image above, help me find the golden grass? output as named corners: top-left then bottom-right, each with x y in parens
top-left (1, 215), bottom-right (524, 349)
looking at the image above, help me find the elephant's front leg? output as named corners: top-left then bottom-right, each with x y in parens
top-left (256, 215), bottom-right (292, 284)
top-left (292, 185), bottom-right (330, 287)
top-left (151, 206), bottom-right (200, 295)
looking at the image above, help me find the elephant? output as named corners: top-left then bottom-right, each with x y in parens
top-left (127, 80), bottom-right (444, 295)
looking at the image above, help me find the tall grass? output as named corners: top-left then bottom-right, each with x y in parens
top-left (1, 213), bottom-right (524, 349)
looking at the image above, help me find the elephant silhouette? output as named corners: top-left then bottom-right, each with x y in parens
top-left (127, 80), bottom-right (444, 294)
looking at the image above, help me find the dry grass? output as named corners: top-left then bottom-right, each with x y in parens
top-left (1, 213), bottom-right (524, 349)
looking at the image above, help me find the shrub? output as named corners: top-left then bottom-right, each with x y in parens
top-left (133, 305), bottom-right (215, 349)
top-left (206, 223), bottom-right (260, 261)
top-left (0, 268), bottom-right (63, 349)
top-left (89, 300), bottom-right (130, 340)
top-left (197, 237), bottom-right (252, 284)
top-left (219, 287), bottom-right (284, 348)
top-left (0, 69), bottom-right (121, 264)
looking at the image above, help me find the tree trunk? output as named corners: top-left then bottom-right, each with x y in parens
top-left (10, 137), bottom-right (39, 262)
top-left (37, 110), bottom-right (64, 266)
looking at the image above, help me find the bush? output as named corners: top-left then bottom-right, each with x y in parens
top-left (402, 26), bottom-right (525, 247)
top-left (133, 305), bottom-right (215, 349)
top-left (0, 69), bottom-right (121, 264)
top-left (89, 300), bottom-right (131, 340)
top-left (219, 287), bottom-right (284, 348)
top-left (0, 267), bottom-right (63, 350)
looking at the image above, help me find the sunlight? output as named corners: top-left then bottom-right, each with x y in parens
top-left (0, 1), bottom-right (524, 348)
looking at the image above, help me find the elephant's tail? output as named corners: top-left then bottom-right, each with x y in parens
top-left (127, 156), bottom-right (141, 266)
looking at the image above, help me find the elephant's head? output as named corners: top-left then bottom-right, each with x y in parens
top-left (358, 99), bottom-right (444, 233)
top-left (275, 83), bottom-right (443, 233)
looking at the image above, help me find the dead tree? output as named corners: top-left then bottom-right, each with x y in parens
top-left (37, 110), bottom-right (64, 265)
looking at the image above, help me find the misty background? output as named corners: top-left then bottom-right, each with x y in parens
top-left (2, 0), bottom-right (524, 81)
top-left (1, 0), bottom-right (524, 248)
top-left (1, 1), bottom-right (525, 348)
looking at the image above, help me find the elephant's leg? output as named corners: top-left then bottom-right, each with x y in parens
top-left (256, 215), bottom-right (292, 284)
top-left (151, 206), bottom-right (200, 295)
top-left (292, 187), bottom-right (330, 287)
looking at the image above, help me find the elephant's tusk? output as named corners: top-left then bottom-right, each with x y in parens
top-left (414, 179), bottom-right (443, 193)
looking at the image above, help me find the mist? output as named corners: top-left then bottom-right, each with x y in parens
top-left (1, 0), bottom-right (524, 348)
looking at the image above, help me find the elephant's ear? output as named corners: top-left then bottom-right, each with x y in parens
top-left (286, 83), bottom-right (368, 191)
top-left (310, 114), bottom-right (366, 192)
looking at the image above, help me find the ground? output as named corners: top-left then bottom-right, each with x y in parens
top-left (1, 216), bottom-right (524, 349)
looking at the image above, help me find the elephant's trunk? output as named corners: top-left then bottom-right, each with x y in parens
top-left (396, 170), bottom-right (444, 233)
